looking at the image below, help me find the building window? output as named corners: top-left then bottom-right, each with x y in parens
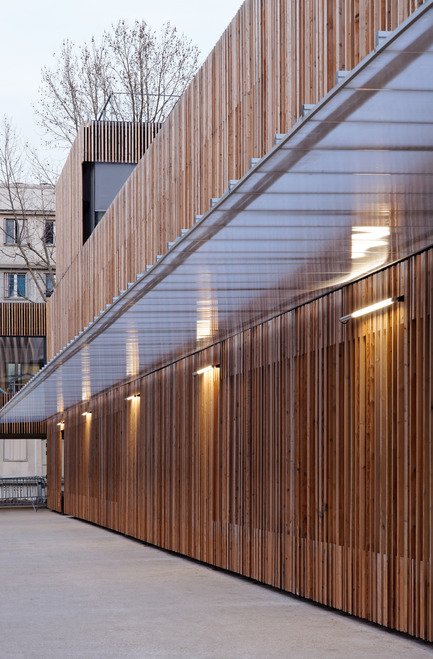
top-left (6, 362), bottom-right (23, 395)
top-left (44, 220), bottom-right (55, 245)
top-left (4, 219), bottom-right (26, 245)
top-left (0, 336), bottom-right (46, 395)
top-left (82, 162), bottom-right (135, 243)
top-left (5, 219), bottom-right (17, 244)
top-left (45, 273), bottom-right (55, 297)
top-left (4, 273), bottom-right (26, 299)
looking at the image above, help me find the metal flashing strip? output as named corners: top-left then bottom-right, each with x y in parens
top-left (1, 2), bottom-right (433, 422)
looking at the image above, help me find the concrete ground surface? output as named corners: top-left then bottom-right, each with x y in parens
top-left (0, 509), bottom-right (431, 659)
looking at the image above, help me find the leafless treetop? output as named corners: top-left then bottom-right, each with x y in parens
top-left (35, 20), bottom-right (200, 149)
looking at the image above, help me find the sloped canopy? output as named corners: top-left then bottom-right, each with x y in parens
top-left (1, 2), bottom-right (433, 422)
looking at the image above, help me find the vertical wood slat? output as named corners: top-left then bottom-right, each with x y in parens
top-left (48, 248), bottom-right (433, 642)
top-left (0, 302), bottom-right (46, 336)
top-left (48, 0), bottom-right (424, 359)
top-left (45, 0), bottom-right (429, 642)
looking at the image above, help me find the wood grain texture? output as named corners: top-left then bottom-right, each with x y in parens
top-left (48, 0), bottom-right (424, 358)
top-left (46, 0), bottom-right (430, 642)
top-left (0, 302), bottom-right (46, 336)
top-left (48, 248), bottom-right (433, 641)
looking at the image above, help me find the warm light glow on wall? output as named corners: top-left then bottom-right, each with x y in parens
top-left (57, 421), bottom-right (65, 430)
top-left (339, 296), bottom-right (404, 324)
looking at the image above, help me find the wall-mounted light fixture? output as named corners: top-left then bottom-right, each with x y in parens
top-left (125, 393), bottom-right (140, 401)
top-left (193, 364), bottom-right (220, 376)
top-left (339, 295), bottom-right (404, 324)
top-left (82, 411), bottom-right (92, 417)
top-left (57, 421), bottom-right (65, 430)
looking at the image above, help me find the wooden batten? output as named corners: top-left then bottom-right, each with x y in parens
top-left (48, 248), bottom-right (433, 641)
top-left (0, 413), bottom-right (47, 439)
top-left (46, 0), bottom-right (431, 644)
top-left (0, 302), bottom-right (46, 336)
top-left (48, 0), bottom-right (424, 359)
top-left (82, 120), bottom-right (160, 164)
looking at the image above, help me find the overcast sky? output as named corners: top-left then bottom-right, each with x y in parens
top-left (1, 0), bottom-right (243, 168)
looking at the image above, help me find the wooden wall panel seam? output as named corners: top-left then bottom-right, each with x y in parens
top-left (47, 247), bottom-right (432, 641)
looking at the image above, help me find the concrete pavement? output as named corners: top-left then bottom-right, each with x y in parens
top-left (0, 509), bottom-right (431, 658)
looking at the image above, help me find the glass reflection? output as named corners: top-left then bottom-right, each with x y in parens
top-left (81, 346), bottom-right (91, 401)
top-left (126, 332), bottom-right (139, 377)
top-left (57, 379), bottom-right (64, 414)
top-left (196, 299), bottom-right (218, 341)
top-left (351, 226), bottom-right (390, 261)
top-left (196, 273), bottom-right (219, 342)
top-left (0, 337), bottom-right (45, 395)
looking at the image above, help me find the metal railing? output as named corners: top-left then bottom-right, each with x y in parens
top-left (97, 91), bottom-right (180, 121)
top-left (0, 477), bottom-right (47, 511)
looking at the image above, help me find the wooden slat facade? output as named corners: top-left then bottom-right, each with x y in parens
top-left (83, 121), bottom-right (160, 165)
top-left (55, 120), bottom-right (160, 284)
top-left (46, 0), bottom-right (431, 643)
top-left (48, 247), bottom-right (433, 640)
top-left (0, 411), bottom-right (47, 439)
top-left (48, 0), bottom-right (424, 358)
top-left (0, 302), bottom-right (46, 336)
top-left (0, 303), bottom-right (46, 438)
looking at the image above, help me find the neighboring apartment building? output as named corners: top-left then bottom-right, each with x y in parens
top-left (1, 0), bottom-right (432, 644)
top-left (0, 184), bottom-right (55, 477)
top-left (0, 184), bottom-right (55, 304)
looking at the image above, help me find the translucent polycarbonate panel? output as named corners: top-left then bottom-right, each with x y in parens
top-left (238, 168), bottom-right (433, 194)
top-left (346, 53), bottom-right (433, 91)
top-left (322, 89), bottom-right (433, 124)
top-left (1, 2), bottom-right (433, 422)
top-left (303, 122), bottom-right (433, 151)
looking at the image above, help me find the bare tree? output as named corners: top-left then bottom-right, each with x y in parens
top-left (35, 20), bottom-right (200, 148)
top-left (0, 117), bottom-right (56, 303)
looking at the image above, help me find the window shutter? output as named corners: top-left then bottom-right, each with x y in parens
top-left (4, 272), bottom-right (9, 298)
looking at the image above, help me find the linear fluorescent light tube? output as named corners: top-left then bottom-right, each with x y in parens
top-left (193, 364), bottom-right (220, 376)
top-left (339, 296), bottom-right (404, 324)
top-left (125, 393), bottom-right (140, 400)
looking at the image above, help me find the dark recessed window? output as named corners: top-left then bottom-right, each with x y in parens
top-left (44, 220), bottom-right (55, 245)
top-left (82, 162), bottom-right (136, 244)
top-left (45, 273), bottom-right (55, 297)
